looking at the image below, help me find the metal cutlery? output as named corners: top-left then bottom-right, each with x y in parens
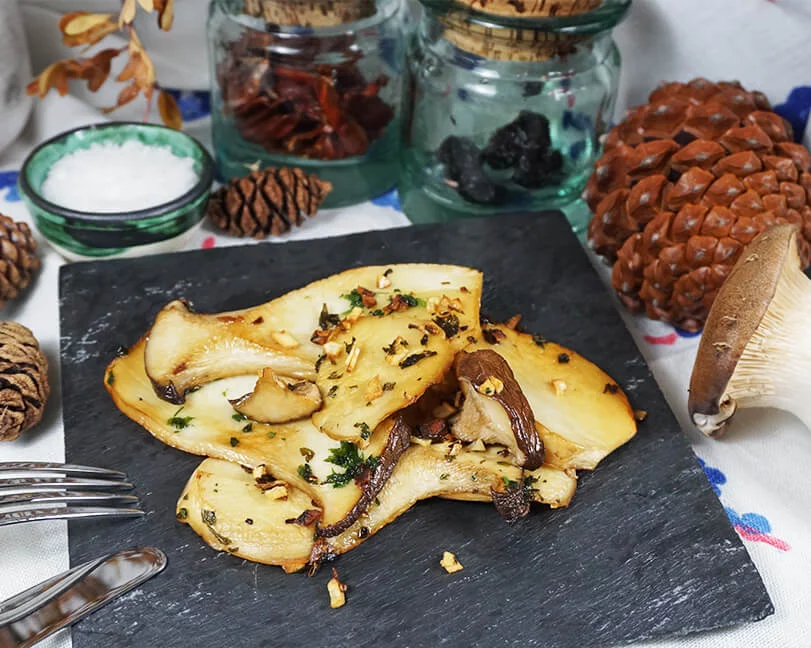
top-left (0, 547), bottom-right (167, 648)
top-left (0, 463), bottom-right (144, 527)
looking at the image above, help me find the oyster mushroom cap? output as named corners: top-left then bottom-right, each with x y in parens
top-left (689, 224), bottom-right (811, 436)
top-left (452, 349), bottom-right (544, 469)
top-left (231, 369), bottom-right (322, 424)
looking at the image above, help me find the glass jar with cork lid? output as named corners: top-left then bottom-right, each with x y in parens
top-left (399, 0), bottom-right (630, 228)
top-left (208, 0), bottom-right (407, 208)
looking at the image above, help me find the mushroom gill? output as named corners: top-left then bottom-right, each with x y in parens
top-left (689, 224), bottom-right (811, 436)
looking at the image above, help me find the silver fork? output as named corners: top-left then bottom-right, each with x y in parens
top-left (0, 462), bottom-right (144, 527)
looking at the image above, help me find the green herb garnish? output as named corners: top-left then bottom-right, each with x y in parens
top-left (341, 289), bottom-right (365, 310)
top-left (242, 423), bottom-right (253, 433)
top-left (300, 447), bottom-right (315, 462)
top-left (232, 412), bottom-right (248, 422)
top-left (230, 437), bottom-right (239, 447)
top-left (354, 422), bottom-right (372, 440)
top-left (297, 463), bottom-right (317, 483)
top-left (399, 351), bottom-right (438, 369)
top-left (106, 371), bottom-right (115, 386)
top-left (167, 407), bottom-right (193, 430)
top-left (322, 441), bottom-right (378, 488)
top-left (177, 508), bottom-right (188, 520)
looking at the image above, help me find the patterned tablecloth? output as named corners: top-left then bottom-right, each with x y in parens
top-left (3, 1), bottom-right (811, 647)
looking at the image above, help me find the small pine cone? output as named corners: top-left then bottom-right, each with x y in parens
top-left (0, 322), bottom-right (49, 441)
top-left (207, 168), bottom-right (333, 239)
top-left (0, 214), bottom-right (41, 309)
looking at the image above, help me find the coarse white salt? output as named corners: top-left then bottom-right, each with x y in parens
top-left (41, 140), bottom-right (199, 213)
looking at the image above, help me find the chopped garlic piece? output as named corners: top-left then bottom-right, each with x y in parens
top-left (344, 307), bottom-right (363, 324)
top-left (323, 342), bottom-right (343, 359)
top-left (264, 484), bottom-right (288, 500)
top-left (377, 274), bottom-right (392, 289)
top-left (252, 464), bottom-right (268, 481)
top-left (551, 379), bottom-right (567, 396)
top-left (440, 551), bottom-right (464, 574)
top-left (386, 351), bottom-right (408, 366)
top-left (447, 442), bottom-right (462, 457)
top-left (477, 376), bottom-right (504, 396)
top-left (327, 569), bottom-right (348, 608)
top-left (410, 436), bottom-right (433, 447)
top-left (345, 345), bottom-right (361, 373)
top-left (271, 330), bottom-right (299, 349)
top-left (365, 375), bottom-right (383, 402)
top-left (469, 439), bottom-right (486, 452)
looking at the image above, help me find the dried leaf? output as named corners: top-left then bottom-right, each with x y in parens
top-left (61, 12), bottom-right (114, 36)
top-left (154, 0), bottom-right (174, 30)
top-left (84, 48), bottom-right (121, 92)
top-left (61, 15), bottom-right (118, 48)
top-left (101, 82), bottom-right (140, 113)
top-left (158, 90), bottom-right (183, 130)
top-left (137, 0), bottom-right (155, 11)
top-left (119, 0), bottom-right (137, 27)
top-left (27, 62), bottom-right (72, 98)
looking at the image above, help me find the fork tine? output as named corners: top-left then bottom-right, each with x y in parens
top-left (0, 462), bottom-right (128, 480)
top-left (0, 491), bottom-right (140, 507)
top-left (0, 477), bottom-right (134, 497)
top-left (0, 506), bottom-right (144, 527)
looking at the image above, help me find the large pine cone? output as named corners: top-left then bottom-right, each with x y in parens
top-left (585, 78), bottom-right (811, 331)
top-left (207, 168), bottom-right (332, 239)
top-left (0, 214), bottom-right (40, 310)
top-left (0, 322), bottom-right (49, 441)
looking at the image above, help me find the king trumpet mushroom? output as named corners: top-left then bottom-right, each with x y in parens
top-left (689, 224), bottom-right (811, 436)
top-left (452, 349), bottom-right (544, 469)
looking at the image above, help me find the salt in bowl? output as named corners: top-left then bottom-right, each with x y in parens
top-left (19, 122), bottom-right (214, 260)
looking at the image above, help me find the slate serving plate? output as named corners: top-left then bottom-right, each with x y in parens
top-left (59, 212), bottom-right (772, 648)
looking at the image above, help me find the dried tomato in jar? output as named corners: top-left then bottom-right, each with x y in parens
top-left (209, 0), bottom-right (406, 208)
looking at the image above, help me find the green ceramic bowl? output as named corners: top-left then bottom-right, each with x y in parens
top-left (19, 122), bottom-right (214, 260)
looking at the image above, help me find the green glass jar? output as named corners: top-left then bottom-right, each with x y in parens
top-left (399, 0), bottom-right (629, 229)
top-left (208, 0), bottom-right (407, 208)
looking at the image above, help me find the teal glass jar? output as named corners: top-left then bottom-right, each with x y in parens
top-left (399, 0), bottom-right (629, 228)
top-left (208, 0), bottom-right (407, 208)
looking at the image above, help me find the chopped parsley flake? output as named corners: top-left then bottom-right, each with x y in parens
top-left (232, 412), bottom-right (248, 422)
top-left (167, 407), bottom-right (193, 430)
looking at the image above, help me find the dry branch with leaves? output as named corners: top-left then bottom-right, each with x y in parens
top-left (27, 0), bottom-right (182, 129)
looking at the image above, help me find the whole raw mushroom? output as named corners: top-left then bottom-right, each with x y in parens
top-left (689, 224), bottom-right (810, 435)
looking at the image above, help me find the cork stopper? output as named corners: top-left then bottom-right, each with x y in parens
top-left (242, 0), bottom-right (376, 27)
top-left (444, 0), bottom-right (602, 61)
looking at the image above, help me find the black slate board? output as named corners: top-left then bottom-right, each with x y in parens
top-left (59, 212), bottom-right (772, 648)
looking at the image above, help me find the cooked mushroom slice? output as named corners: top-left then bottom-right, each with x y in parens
top-left (106, 339), bottom-right (395, 529)
top-left (178, 446), bottom-right (576, 570)
top-left (689, 224), bottom-right (811, 436)
top-left (452, 350), bottom-right (544, 469)
top-left (232, 369), bottom-right (322, 423)
top-left (145, 300), bottom-right (315, 404)
top-left (144, 264), bottom-right (483, 403)
top-left (178, 458), bottom-right (315, 573)
top-left (313, 314), bottom-right (456, 444)
top-left (466, 327), bottom-right (636, 469)
top-left (318, 414), bottom-right (412, 537)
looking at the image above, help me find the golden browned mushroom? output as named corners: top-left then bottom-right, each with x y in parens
top-left (689, 224), bottom-right (811, 436)
top-left (231, 369), bottom-right (322, 424)
top-left (452, 349), bottom-right (544, 469)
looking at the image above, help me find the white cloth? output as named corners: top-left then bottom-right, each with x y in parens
top-left (3, 2), bottom-right (811, 647)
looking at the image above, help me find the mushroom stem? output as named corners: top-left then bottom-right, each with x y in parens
top-left (720, 259), bottom-right (811, 429)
